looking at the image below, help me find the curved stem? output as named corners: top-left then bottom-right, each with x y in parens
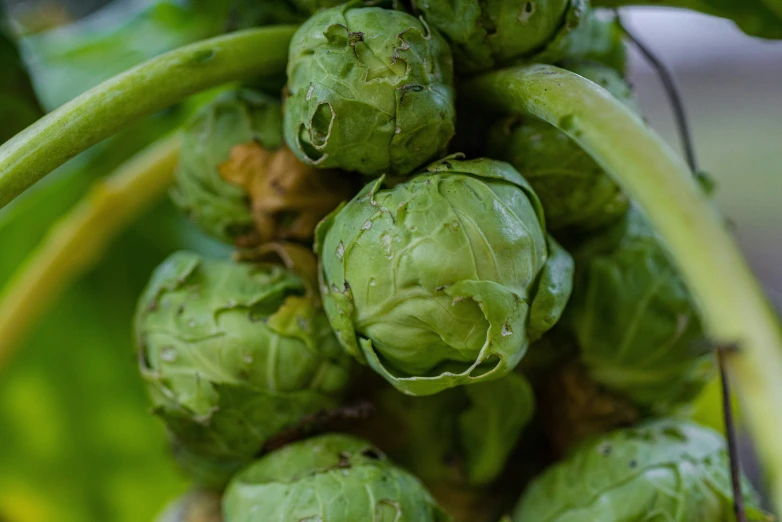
top-left (463, 64), bottom-right (782, 510)
top-left (0, 133), bottom-right (181, 370)
top-left (0, 25), bottom-right (296, 210)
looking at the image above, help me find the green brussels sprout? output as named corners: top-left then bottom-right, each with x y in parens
top-left (316, 156), bottom-right (574, 395)
top-left (513, 419), bottom-right (771, 521)
top-left (171, 89), bottom-right (283, 243)
top-left (565, 207), bottom-right (715, 412)
top-left (222, 434), bottom-right (452, 521)
top-left (172, 89), bottom-right (354, 246)
top-left (413, 0), bottom-right (587, 73)
top-left (356, 372), bottom-right (534, 487)
top-left (135, 251), bottom-right (353, 486)
top-left (533, 8), bottom-right (627, 72)
top-left (487, 61), bottom-right (636, 232)
top-left (284, 3), bottom-right (456, 176)
top-left (156, 489), bottom-right (222, 522)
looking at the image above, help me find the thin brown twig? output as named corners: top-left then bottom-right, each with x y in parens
top-left (617, 14), bottom-right (698, 173)
top-left (719, 344), bottom-right (748, 522)
top-left (619, 16), bottom-right (747, 519)
top-left (262, 400), bottom-right (375, 453)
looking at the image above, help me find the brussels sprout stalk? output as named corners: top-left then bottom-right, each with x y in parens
top-left (0, 25), bottom-right (297, 209)
top-left (463, 63), bottom-right (782, 511)
top-left (0, 133), bottom-right (181, 370)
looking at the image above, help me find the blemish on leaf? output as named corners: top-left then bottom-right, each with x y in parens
top-left (558, 114), bottom-right (576, 131)
top-left (190, 49), bottom-right (215, 63)
top-left (501, 322), bottom-right (513, 337)
top-left (518, 1), bottom-right (536, 23)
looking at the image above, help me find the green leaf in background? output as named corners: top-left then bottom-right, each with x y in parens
top-left (18, 0), bottom-right (300, 110)
top-left (0, 202), bottom-right (209, 522)
top-left (0, 131), bottom-right (231, 522)
top-left (0, 1), bottom-right (243, 520)
top-left (0, 5), bottom-right (43, 142)
top-left (592, 0), bottom-right (782, 39)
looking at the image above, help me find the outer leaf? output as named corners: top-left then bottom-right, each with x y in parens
top-left (513, 419), bottom-right (771, 522)
top-left (527, 236), bottom-right (575, 341)
top-left (284, 3), bottom-right (456, 176)
top-left (216, 135), bottom-right (358, 248)
top-left (459, 373), bottom-right (535, 484)
top-left (222, 434), bottom-right (452, 521)
top-left (316, 156), bottom-right (573, 395)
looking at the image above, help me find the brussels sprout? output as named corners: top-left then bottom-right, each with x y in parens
top-left (539, 361), bottom-right (639, 454)
top-left (565, 207), bottom-right (715, 412)
top-left (172, 88), bottom-right (353, 246)
top-left (513, 419), bottom-right (771, 521)
top-left (356, 372), bottom-right (534, 487)
top-left (171, 89), bottom-right (283, 243)
top-left (316, 156), bottom-right (574, 395)
top-left (156, 489), bottom-right (222, 522)
top-left (135, 251), bottom-right (353, 486)
top-left (487, 61), bottom-right (636, 232)
top-left (284, 3), bottom-right (456, 176)
top-left (222, 434), bottom-right (452, 521)
top-left (413, 0), bottom-right (587, 73)
top-left (533, 8), bottom-right (627, 72)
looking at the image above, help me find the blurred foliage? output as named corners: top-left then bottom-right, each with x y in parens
top-left (0, 0), bottom-right (240, 520)
top-left (17, 0), bottom-right (300, 110)
top-left (0, 116), bottom-right (233, 522)
top-left (0, 4), bottom-right (43, 142)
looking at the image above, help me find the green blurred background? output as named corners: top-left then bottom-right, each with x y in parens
top-left (0, 1), bottom-right (780, 521)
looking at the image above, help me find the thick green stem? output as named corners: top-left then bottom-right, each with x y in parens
top-left (0, 25), bottom-right (296, 210)
top-left (463, 64), bottom-right (782, 509)
top-left (0, 133), bottom-right (181, 370)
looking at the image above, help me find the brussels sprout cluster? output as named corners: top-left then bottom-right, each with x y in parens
top-left (123, 2), bottom-right (770, 521)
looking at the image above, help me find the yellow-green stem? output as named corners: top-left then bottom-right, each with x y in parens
top-left (463, 64), bottom-right (782, 510)
top-left (0, 25), bottom-right (296, 209)
top-left (0, 133), bottom-right (181, 370)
